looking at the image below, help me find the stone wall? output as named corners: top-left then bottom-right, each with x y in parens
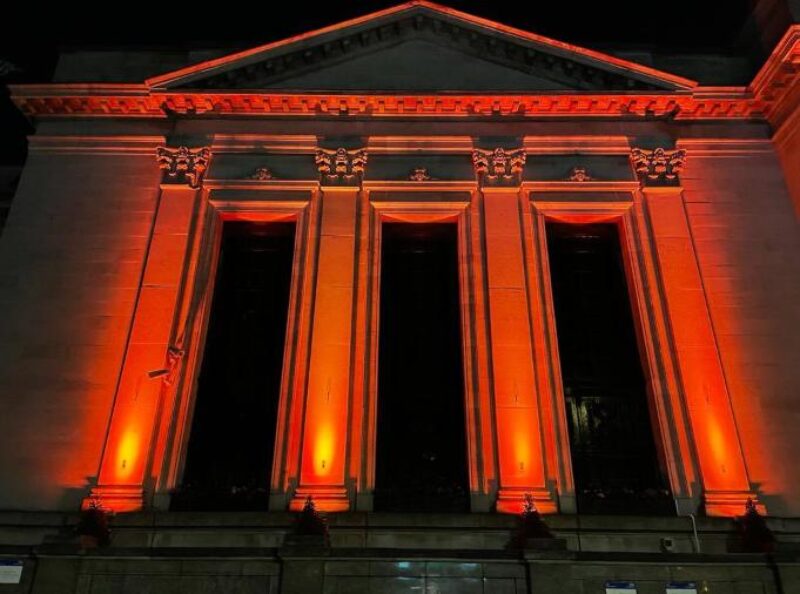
top-left (0, 512), bottom-right (797, 594)
top-left (0, 142), bottom-right (161, 510)
top-left (679, 141), bottom-right (800, 516)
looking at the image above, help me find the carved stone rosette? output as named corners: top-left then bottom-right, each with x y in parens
top-left (251, 167), bottom-right (275, 180)
top-left (568, 166), bottom-right (593, 182)
top-left (472, 148), bottom-right (527, 187)
top-left (409, 167), bottom-right (433, 181)
top-left (630, 147), bottom-right (686, 186)
top-left (315, 147), bottom-right (368, 185)
top-left (156, 146), bottom-right (210, 189)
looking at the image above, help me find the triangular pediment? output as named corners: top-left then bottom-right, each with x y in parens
top-left (148, 2), bottom-right (695, 93)
top-left (243, 39), bottom-right (580, 92)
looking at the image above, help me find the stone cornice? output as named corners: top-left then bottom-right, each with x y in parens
top-left (521, 180), bottom-right (640, 193)
top-left (10, 88), bottom-right (766, 121)
top-left (363, 180), bottom-right (475, 192)
top-left (750, 24), bottom-right (800, 128)
top-left (206, 135), bottom-right (633, 156)
top-left (675, 138), bottom-right (774, 157)
top-left (27, 135), bottom-right (166, 155)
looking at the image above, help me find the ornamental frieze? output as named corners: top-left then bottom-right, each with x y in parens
top-left (11, 92), bottom-right (767, 121)
top-left (472, 148), bottom-right (527, 187)
top-left (315, 148), bottom-right (368, 185)
top-left (156, 146), bottom-right (210, 188)
top-left (630, 147), bottom-right (687, 186)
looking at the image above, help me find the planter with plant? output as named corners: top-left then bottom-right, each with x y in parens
top-left (733, 498), bottom-right (775, 553)
top-left (510, 493), bottom-right (566, 552)
top-left (283, 496), bottom-right (330, 550)
top-left (75, 499), bottom-right (111, 550)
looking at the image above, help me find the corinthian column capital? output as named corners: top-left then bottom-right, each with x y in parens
top-left (156, 146), bottom-right (211, 189)
top-left (630, 147), bottom-right (686, 187)
top-left (472, 148), bottom-right (527, 187)
top-left (315, 147), bottom-right (368, 186)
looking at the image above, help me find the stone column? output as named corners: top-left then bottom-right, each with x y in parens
top-left (88, 146), bottom-right (208, 512)
top-left (475, 148), bottom-right (556, 513)
top-left (634, 147), bottom-right (758, 516)
top-left (290, 148), bottom-right (366, 512)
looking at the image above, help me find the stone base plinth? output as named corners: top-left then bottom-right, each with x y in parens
top-left (704, 490), bottom-right (764, 517)
top-left (290, 486), bottom-right (350, 512)
top-left (496, 487), bottom-right (558, 514)
top-left (84, 485), bottom-right (144, 513)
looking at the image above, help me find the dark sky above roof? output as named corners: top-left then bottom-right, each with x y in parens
top-left (0, 0), bottom-right (756, 164)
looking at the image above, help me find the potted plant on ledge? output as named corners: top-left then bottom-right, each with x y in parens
top-left (733, 498), bottom-right (775, 553)
top-left (75, 499), bottom-right (111, 550)
top-left (510, 493), bottom-right (566, 553)
top-left (283, 496), bottom-right (330, 550)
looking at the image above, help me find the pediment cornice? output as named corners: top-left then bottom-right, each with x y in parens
top-left (161, 13), bottom-right (667, 92)
top-left (145, 2), bottom-right (695, 93)
top-left (749, 24), bottom-right (800, 130)
top-left (9, 24), bottom-right (799, 125)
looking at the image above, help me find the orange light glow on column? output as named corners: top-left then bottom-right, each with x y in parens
top-left (89, 183), bottom-right (199, 513)
top-left (291, 186), bottom-right (358, 512)
top-left (644, 185), bottom-right (758, 516)
top-left (312, 422), bottom-right (335, 478)
top-left (115, 429), bottom-right (141, 482)
top-left (482, 187), bottom-right (556, 514)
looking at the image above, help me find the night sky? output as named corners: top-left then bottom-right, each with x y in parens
top-left (0, 0), bottom-right (753, 164)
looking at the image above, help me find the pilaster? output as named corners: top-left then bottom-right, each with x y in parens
top-left (635, 147), bottom-right (759, 517)
top-left (87, 146), bottom-right (208, 512)
top-left (475, 148), bottom-right (556, 514)
top-left (290, 148), bottom-right (366, 512)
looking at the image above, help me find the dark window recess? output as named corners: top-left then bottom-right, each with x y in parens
top-left (546, 222), bottom-right (673, 515)
top-left (171, 221), bottom-right (295, 511)
top-left (374, 223), bottom-right (470, 512)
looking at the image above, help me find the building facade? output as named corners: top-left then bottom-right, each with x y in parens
top-left (1, 2), bottom-right (800, 592)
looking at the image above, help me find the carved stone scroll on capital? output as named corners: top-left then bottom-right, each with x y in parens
top-left (472, 148), bottom-right (527, 187)
top-left (156, 146), bottom-right (210, 189)
top-left (315, 147), bottom-right (367, 186)
top-left (630, 147), bottom-right (686, 186)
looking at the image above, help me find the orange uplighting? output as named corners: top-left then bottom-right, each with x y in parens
top-left (115, 430), bottom-right (140, 482)
top-left (313, 423), bottom-right (335, 478)
top-left (291, 187), bottom-right (357, 513)
top-left (706, 416), bottom-right (728, 476)
top-left (9, 0), bottom-right (798, 524)
top-left (643, 184), bottom-right (757, 516)
top-left (495, 407), bottom-right (543, 488)
top-left (514, 429), bottom-right (530, 477)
